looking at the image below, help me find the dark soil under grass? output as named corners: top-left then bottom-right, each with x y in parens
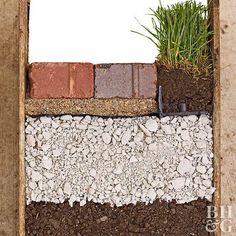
top-left (157, 65), bottom-right (213, 114)
top-left (26, 199), bottom-right (211, 236)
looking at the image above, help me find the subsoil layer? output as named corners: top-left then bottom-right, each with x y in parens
top-left (158, 65), bottom-right (213, 114)
top-left (26, 199), bottom-right (211, 236)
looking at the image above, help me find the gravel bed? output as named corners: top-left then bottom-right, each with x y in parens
top-left (25, 115), bottom-right (214, 206)
top-left (25, 98), bottom-right (157, 117)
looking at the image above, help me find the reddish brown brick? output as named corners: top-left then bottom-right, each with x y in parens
top-left (29, 63), bottom-right (94, 99)
top-left (29, 63), bottom-right (69, 98)
top-left (132, 64), bottom-right (157, 98)
top-left (69, 63), bottom-right (94, 98)
top-left (95, 63), bottom-right (157, 98)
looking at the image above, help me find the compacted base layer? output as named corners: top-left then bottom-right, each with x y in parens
top-left (25, 98), bottom-right (157, 117)
top-left (26, 199), bottom-right (210, 236)
top-left (158, 65), bottom-right (213, 114)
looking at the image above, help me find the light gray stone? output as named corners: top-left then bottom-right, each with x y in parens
top-left (145, 119), bottom-right (158, 132)
top-left (196, 165), bottom-right (207, 174)
top-left (26, 135), bottom-right (36, 147)
top-left (61, 115), bottom-right (73, 121)
top-left (25, 114), bottom-right (213, 206)
top-left (138, 124), bottom-right (151, 137)
top-left (173, 177), bottom-right (185, 190)
top-left (177, 159), bottom-right (195, 175)
top-left (121, 130), bottom-right (131, 145)
top-left (42, 156), bottom-right (53, 170)
top-left (147, 188), bottom-right (156, 200)
top-left (64, 182), bottom-right (72, 195)
top-left (102, 133), bottom-right (111, 144)
top-left (31, 171), bottom-right (43, 182)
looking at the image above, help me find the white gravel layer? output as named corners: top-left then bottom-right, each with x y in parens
top-left (25, 115), bottom-right (214, 206)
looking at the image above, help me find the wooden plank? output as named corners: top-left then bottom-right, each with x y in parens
top-left (0, 0), bottom-right (27, 235)
top-left (19, 1), bottom-right (28, 235)
top-left (208, 0), bottom-right (221, 235)
top-left (220, 0), bottom-right (236, 235)
top-left (0, 0), bottom-right (20, 235)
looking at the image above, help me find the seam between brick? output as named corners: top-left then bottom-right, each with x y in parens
top-left (93, 65), bottom-right (95, 98)
top-left (132, 65), bottom-right (134, 97)
top-left (138, 65), bottom-right (140, 97)
top-left (69, 63), bottom-right (75, 97)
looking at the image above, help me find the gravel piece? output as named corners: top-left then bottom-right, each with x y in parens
top-left (145, 118), bottom-right (158, 132)
top-left (138, 124), bottom-right (151, 137)
top-left (173, 177), bottom-right (186, 190)
top-left (196, 166), bottom-right (207, 174)
top-left (64, 182), bottom-right (72, 195)
top-left (42, 156), bottom-right (52, 170)
top-left (25, 115), bottom-right (214, 206)
top-left (177, 159), bottom-right (195, 175)
top-left (31, 171), bottom-right (43, 182)
top-left (121, 130), bottom-right (131, 145)
top-left (102, 133), bottom-right (111, 144)
top-left (26, 135), bottom-right (36, 147)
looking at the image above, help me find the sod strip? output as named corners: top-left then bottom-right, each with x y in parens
top-left (25, 115), bottom-right (214, 206)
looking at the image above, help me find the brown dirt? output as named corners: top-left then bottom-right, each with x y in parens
top-left (157, 65), bottom-right (213, 114)
top-left (25, 98), bottom-right (157, 117)
top-left (26, 199), bottom-right (212, 236)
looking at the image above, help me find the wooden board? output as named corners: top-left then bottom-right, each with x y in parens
top-left (0, 0), bottom-right (27, 235)
top-left (0, 0), bottom-right (224, 235)
top-left (208, 0), bottom-right (221, 236)
top-left (19, 1), bottom-right (28, 235)
top-left (220, 0), bottom-right (236, 235)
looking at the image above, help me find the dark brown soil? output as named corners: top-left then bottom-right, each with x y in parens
top-left (157, 65), bottom-right (213, 114)
top-left (26, 199), bottom-right (212, 236)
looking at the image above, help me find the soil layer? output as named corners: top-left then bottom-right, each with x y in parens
top-left (26, 199), bottom-right (211, 236)
top-left (158, 65), bottom-right (213, 114)
top-left (25, 98), bottom-right (157, 117)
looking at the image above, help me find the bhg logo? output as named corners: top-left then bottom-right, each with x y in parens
top-left (206, 206), bottom-right (233, 233)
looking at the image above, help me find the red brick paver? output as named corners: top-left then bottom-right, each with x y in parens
top-left (95, 63), bottom-right (157, 98)
top-left (29, 63), bottom-right (94, 99)
top-left (69, 63), bottom-right (94, 98)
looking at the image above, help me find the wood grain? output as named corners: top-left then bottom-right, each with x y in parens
top-left (0, 0), bottom-right (20, 235)
top-left (220, 0), bottom-right (236, 235)
top-left (19, 1), bottom-right (28, 235)
top-left (208, 0), bottom-right (221, 236)
top-left (0, 0), bottom-right (27, 235)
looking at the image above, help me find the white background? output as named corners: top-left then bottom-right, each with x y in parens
top-left (29, 0), bottom-right (207, 63)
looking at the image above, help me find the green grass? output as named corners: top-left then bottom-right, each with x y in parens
top-left (132, 0), bottom-right (213, 74)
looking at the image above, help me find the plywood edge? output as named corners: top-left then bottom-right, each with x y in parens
top-left (19, 0), bottom-right (28, 235)
top-left (209, 0), bottom-right (221, 235)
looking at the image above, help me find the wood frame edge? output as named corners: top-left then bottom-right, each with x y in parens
top-left (19, 0), bottom-right (28, 235)
top-left (208, 0), bottom-right (221, 235)
top-left (18, 1), bottom-right (221, 235)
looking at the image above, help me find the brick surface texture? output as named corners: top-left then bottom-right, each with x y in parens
top-left (29, 63), bottom-right (94, 98)
top-left (95, 63), bottom-right (157, 98)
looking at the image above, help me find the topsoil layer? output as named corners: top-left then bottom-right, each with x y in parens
top-left (158, 65), bottom-right (213, 114)
top-left (26, 199), bottom-right (211, 236)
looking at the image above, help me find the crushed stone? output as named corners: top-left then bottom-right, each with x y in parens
top-left (25, 115), bottom-right (214, 206)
